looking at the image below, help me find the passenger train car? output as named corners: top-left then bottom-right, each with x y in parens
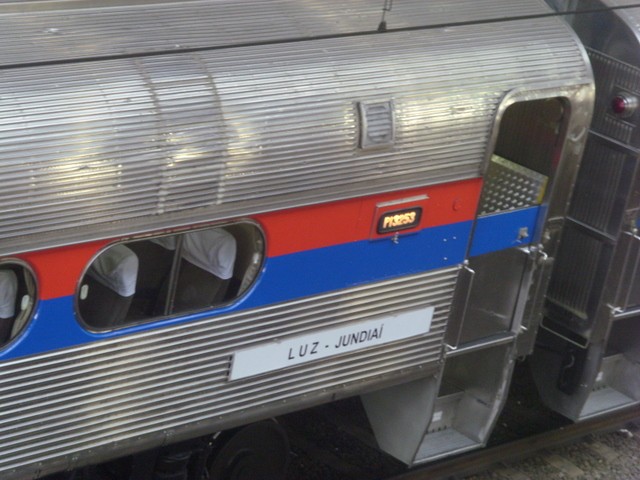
top-left (0, 0), bottom-right (634, 479)
top-left (532, 0), bottom-right (640, 422)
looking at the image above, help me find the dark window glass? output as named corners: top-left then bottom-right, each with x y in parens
top-left (78, 223), bottom-right (264, 329)
top-left (0, 263), bottom-right (36, 346)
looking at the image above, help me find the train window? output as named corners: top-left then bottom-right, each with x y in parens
top-left (0, 262), bottom-right (36, 347)
top-left (78, 223), bottom-right (264, 329)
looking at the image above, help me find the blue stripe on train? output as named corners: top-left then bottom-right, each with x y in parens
top-left (241, 220), bottom-right (473, 309)
top-left (469, 206), bottom-right (540, 257)
top-left (1, 208), bottom-right (539, 361)
top-left (1, 221), bottom-right (473, 360)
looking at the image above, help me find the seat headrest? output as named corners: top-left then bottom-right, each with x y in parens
top-left (88, 245), bottom-right (139, 297)
top-left (182, 229), bottom-right (237, 280)
top-left (0, 270), bottom-right (18, 319)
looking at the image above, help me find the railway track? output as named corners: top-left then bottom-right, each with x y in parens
top-left (281, 362), bottom-right (640, 480)
top-left (392, 407), bottom-right (640, 480)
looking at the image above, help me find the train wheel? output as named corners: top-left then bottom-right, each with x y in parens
top-left (206, 420), bottom-right (290, 480)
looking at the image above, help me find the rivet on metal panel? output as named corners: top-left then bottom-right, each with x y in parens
top-left (518, 227), bottom-right (529, 241)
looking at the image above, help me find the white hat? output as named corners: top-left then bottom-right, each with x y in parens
top-left (88, 244), bottom-right (139, 297)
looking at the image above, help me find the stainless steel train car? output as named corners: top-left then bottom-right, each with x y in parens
top-left (0, 1), bottom-right (598, 479)
top-left (531, 0), bottom-right (640, 422)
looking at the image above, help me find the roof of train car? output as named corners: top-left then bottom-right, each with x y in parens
top-left (0, 0), bottom-right (552, 66)
top-left (0, 0), bottom-right (595, 256)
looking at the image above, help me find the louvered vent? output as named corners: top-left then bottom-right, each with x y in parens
top-left (359, 100), bottom-right (395, 149)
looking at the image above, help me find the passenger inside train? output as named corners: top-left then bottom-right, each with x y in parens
top-left (0, 269), bottom-right (17, 344)
top-left (79, 224), bottom-right (263, 330)
top-left (0, 265), bottom-right (36, 347)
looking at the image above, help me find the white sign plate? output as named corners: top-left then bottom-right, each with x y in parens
top-left (229, 306), bottom-right (435, 381)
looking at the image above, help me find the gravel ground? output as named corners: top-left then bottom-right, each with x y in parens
top-left (282, 397), bottom-right (405, 480)
top-left (465, 422), bottom-right (640, 480)
top-left (283, 406), bottom-right (640, 480)
top-left (281, 361), bottom-right (640, 480)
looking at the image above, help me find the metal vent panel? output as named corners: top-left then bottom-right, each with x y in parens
top-left (479, 155), bottom-right (548, 215)
top-left (568, 134), bottom-right (632, 235)
top-left (547, 226), bottom-right (606, 319)
top-left (0, 19), bottom-right (592, 255)
top-left (0, 267), bottom-right (459, 477)
top-left (359, 101), bottom-right (395, 149)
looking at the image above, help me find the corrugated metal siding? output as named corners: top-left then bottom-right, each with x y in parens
top-left (0, 266), bottom-right (457, 478)
top-left (0, 18), bottom-right (591, 255)
top-left (0, 0), bottom-right (551, 64)
top-left (568, 136), bottom-right (629, 235)
top-left (547, 226), bottom-right (604, 318)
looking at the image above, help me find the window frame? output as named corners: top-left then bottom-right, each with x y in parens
top-left (0, 258), bottom-right (38, 348)
top-left (76, 220), bottom-right (266, 332)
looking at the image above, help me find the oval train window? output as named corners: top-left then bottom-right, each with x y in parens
top-left (0, 262), bottom-right (37, 347)
top-left (78, 223), bottom-right (264, 330)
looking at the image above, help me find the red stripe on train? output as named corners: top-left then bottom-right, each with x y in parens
top-left (20, 240), bottom-right (110, 301)
top-left (257, 178), bottom-right (482, 257)
top-left (17, 178), bottom-right (482, 300)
